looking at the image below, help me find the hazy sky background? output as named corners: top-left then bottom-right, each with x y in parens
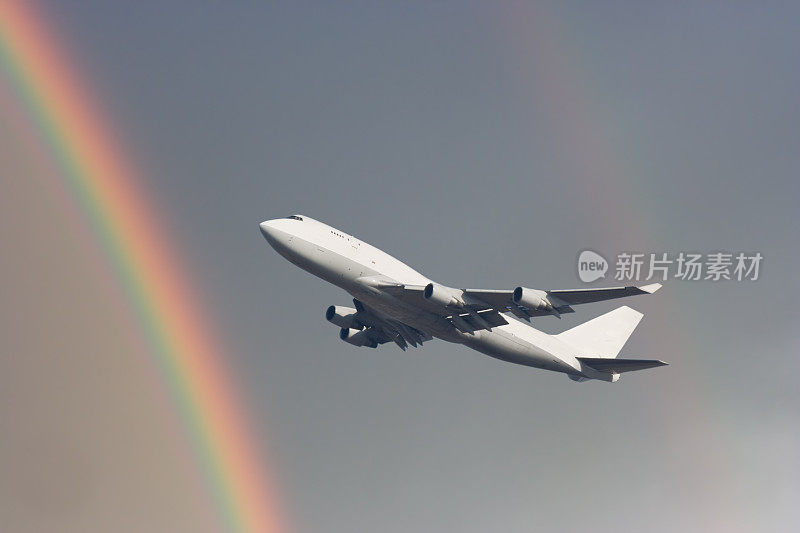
top-left (2, 2), bottom-right (799, 532)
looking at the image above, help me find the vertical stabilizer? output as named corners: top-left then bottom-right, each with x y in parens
top-left (555, 306), bottom-right (643, 358)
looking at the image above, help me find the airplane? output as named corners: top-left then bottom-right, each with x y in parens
top-left (259, 214), bottom-right (667, 383)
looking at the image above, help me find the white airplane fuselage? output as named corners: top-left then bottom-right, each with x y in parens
top-left (260, 215), bottom-right (610, 380)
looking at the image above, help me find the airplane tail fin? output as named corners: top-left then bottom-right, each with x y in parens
top-left (555, 305), bottom-right (643, 358)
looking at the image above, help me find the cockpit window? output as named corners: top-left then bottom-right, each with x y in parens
top-left (286, 215), bottom-right (303, 221)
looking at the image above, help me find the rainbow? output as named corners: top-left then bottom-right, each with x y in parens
top-left (0, 2), bottom-right (284, 532)
top-left (497, 4), bottom-right (737, 529)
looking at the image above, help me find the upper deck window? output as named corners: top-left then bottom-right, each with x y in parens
top-left (285, 215), bottom-right (303, 221)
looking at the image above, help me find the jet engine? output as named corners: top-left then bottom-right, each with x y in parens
top-left (326, 305), bottom-right (361, 329)
top-left (423, 283), bottom-right (465, 307)
top-left (512, 287), bottom-right (553, 312)
top-left (339, 327), bottom-right (378, 348)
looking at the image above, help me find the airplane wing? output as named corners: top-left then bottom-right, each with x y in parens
top-left (464, 284), bottom-right (661, 309)
top-left (351, 299), bottom-right (433, 351)
top-left (375, 284), bottom-right (510, 331)
top-left (458, 288), bottom-right (569, 321)
top-left (381, 281), bottom-right (661, 322)
top-left (544, 284), bottom-right (662, 305)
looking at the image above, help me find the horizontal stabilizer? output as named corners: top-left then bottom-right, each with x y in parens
top-left (577, 357), bottom-right (668, 373)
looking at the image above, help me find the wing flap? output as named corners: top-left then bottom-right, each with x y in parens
top-left (453, 309), bottom-right (509, 331)
top-left (350, 298), bottom-right (432, 351)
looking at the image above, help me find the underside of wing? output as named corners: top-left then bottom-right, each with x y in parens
top-left (446, 308), bottom-right (508, 333)
top-left (462, 288), bottom-right (574, 321)
top-left (351, 298), bottom-right (432, 351)
top-left (382, 285), bottom-right (542, 323)
top-left (460, 288), bottom-right (515, 309)
top-left (465, 283), bottom-right (661, 319)
top-left (378, 281), bottom-right (660, 324)
top-left (547, 283), bottom-right (662, 305)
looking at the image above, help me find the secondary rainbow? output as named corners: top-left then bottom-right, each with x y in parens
top-left (496, 4), bottom-right (737, 529)
top-left (0, 2), bottom-right (284, 532)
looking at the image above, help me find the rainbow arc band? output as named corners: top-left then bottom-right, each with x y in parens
top-left (0, 2), bottom-right (284, 532)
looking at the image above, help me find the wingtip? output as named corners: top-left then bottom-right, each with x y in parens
top-left (640, 283), bottom-right (662, 294)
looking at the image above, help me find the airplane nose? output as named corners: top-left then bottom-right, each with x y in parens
top-left (259, 219), bottom-right (291, 251)
top-left (259, 220), bottom-right (275, 239)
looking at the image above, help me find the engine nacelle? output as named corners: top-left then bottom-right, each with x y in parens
top-left (512, 287), bottom-right (553, 312)
top-left (326, 305), bottom-right (361, 329)
top-left (423, 283), bottom-right (465, 307)
top-left (339, 327), bottom-right (377, 348)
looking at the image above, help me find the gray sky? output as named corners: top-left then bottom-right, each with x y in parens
top-left (2, 2), bottom-right (799, 532)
